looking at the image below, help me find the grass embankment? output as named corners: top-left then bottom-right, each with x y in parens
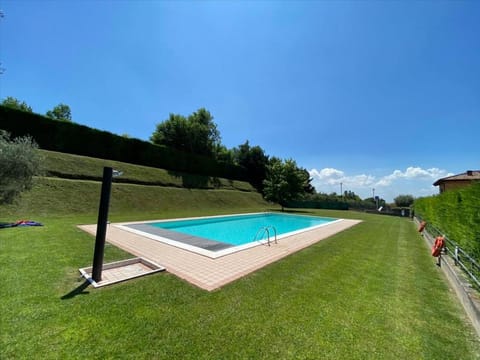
top-left (42, 149), bottom-right (254, 191)
top-left (1, 177), bottom-right (270, 220)
top-left (1, 152), bottom-right (479, 358)
top-left (2, 149), bottom-right (267, 219)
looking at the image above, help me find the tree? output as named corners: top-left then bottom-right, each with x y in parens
top-left (364, 196), bottom-right (386, 210)
top-left (216, 144), bottom-right (234, 164)
top-left (151, 113), bottom-right (188, 149)
top-left (301, 168), bottom-right (316, 195)
top-left (151, 108), bottom-right (220, 157)
top-left (0, 131), bottom-right (43, 204)
top-left (233, 141), bottom-right (269, 192)
top-left (394, 194), bottom-right (415, 207)
top-left (46, 103), bottom-right (72, 121)
top-left (263, 158), bottom-right (312, 211)
top-left (187, 108), bottom-right (221, 156)
top-left (1, 96), bottom-right (33, 112)
top-left (343, 190), bottom-right (361, 201)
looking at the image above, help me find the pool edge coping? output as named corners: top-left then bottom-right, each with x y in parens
top-left (113, 212), bottom-right (344, 259)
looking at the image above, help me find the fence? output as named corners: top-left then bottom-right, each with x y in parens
top-left (417, 216), bottom-right (480, 290)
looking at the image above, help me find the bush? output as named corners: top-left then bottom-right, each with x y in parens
top-left (0, 131), bottom-right (43, 204)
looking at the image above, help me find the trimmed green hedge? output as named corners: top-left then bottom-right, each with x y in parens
top-left (0, 106), bottom-right (247, 181)
top-left (414, 182), bottom-right (480, 259)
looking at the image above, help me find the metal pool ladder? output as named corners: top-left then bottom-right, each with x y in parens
top-left (254, 226), bottom-right (277, 246)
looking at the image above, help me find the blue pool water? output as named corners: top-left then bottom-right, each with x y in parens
top-left (150, 213), bottom-right (336, 246)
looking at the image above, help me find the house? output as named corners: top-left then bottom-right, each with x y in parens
top-left (433, 170), bottom-right (480, 194)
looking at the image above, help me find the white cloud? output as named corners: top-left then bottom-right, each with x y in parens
top-left (350, 174), bottom-right (376, 187)
top-left (375, 167), bottom-right (453, 187)
top-left (309, 168), bottom-right (375, 188)
top-left (308, 166), bottom-right (452, 202)
top-left (310, 168), bottom-right (344, 180)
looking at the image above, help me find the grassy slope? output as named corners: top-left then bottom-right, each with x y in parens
top-left (1, 177), bottom-right (271, 220)
top-left (3, 149), bottom-right (269, 219)
top-left (41, 150), bottom-right (254, 191)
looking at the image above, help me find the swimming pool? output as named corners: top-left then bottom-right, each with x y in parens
top-left (117, 213), bottom-right (341, 258)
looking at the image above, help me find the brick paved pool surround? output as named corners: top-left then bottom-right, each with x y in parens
top-left (78, 216), bottom-right (361, 291)
top-left (116, 213), bottom-right (344, 259)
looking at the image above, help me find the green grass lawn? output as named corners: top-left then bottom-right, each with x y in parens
top-left (1, 155), bottom-right (479, 358)
top-left (2, 208), bottom-right (479, 359)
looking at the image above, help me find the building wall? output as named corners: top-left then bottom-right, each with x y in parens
top-left (441, 180), bottom-right (476, 193)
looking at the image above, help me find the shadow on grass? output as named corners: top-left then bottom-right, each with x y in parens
top-left (167, 170), bottom-right (212, 189)
top-left (61, 280), bottom-right (90, 300)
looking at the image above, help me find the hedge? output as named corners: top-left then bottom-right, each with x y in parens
top-left (414, 182), bottom-right (480, 259)
top-left (0, 106), bottom-right (247, 181)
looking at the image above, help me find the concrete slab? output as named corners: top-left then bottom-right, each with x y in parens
top-left (79, 257), bottom-right (165, 288)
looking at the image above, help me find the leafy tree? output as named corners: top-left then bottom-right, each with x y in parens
top-left (364, 196), bottom-right (387, 210)
top-left (46, 103), bottom-right (72, 121)
top-left (305, 190), bottom-right (388, 210)
top-left (0, 131), bottom-right (43, 204)
top-left (263, 158), bottom-right (311, 211)
top-left (394, 194), bottom-right (415, 207)
top-left (216, 144), bottom-right (234, 164)
top-left (233, 141), bottom-right (269, 191)
top-left (151, 108), bottom-right (220, 157)
top-left (343, 190), bottom-right (361, 201)
top-left (301, 168), bottom-right (316, 195)
top-left (263, 158), bottom-right (288, 209)
top-left (151, 113), bottom-right (188, 149)
top-left (1, 96), bottom-right (33, 112)
top-left (188, 108), bottom-right (221, 156)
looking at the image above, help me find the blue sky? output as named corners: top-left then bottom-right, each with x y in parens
top-left (1, 1), bottom-right (479, 202)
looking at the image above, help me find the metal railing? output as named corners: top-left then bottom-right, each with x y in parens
top-left (417, 217), bottom-right (480, 289)
top-left (253, 226), bottom-right (278, 246)
top-left (452, 246), bottom-right (480, 289)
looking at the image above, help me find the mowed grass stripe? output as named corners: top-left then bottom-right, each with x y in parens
top-left (1, 201), bottom-right (479, 357)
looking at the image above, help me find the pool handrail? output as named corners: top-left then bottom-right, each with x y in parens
top-left (254, 226), bottom-right (278, 246)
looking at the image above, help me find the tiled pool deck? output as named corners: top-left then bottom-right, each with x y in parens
top-left (78, 218), bottom-right (361, 291)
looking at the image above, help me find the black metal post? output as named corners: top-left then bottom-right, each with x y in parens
top-left (92, 167), bottom-right (113, 282)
